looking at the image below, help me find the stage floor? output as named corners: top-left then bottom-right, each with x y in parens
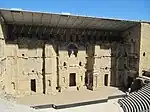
top-left (16, 87), bottom-right (125, 109)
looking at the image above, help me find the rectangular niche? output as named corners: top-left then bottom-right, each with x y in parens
top-left (31, 79), bottom-right (36, 92)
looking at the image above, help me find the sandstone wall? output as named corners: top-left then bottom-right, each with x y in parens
top-left (0, 21), bottom-right (6, 92)
top-left (3, 37), bottom-right (57, 96)
top-left (58, 44), bottom-right (86, 91)
top-left (92, 43), bottom-right (111, 89)
top-left (0, 21), bottom-right (144, 96)
top-left (139, 23), bottom-right (150, 75)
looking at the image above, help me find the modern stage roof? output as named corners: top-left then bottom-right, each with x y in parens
top-left (0, 8), bottom-right (147, 31)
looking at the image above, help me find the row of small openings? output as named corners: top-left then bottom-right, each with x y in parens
top-left (63, 62), bottom-right (82, 66)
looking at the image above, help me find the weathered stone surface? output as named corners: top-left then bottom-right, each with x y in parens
top-left (0, 20), bottom-right (148, 96)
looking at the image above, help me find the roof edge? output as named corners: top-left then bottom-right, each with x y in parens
top-left (1, 8), bottom-right (149, 23)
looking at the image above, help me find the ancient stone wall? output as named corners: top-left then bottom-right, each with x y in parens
top-left (91, 43), bottom-right (111, 89)
top-left (45, 43), bottom-right (57, 94)
top-left (116, 24), bottom-right (141, 87)
top-left (0, 21), bottom-right (6, 92)
top-left (0, 22), bottom-right (144, 96)
top-left (2, 35), bottom-right (58, 96)
top-left (139, 23), bottom-right (150, 75)
top-left (58, 42), bottom-right (86, 91)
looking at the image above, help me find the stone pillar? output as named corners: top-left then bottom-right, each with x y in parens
top-left (139, 23), bottom-right (150, 75)
top-left (92, 44), bottom-right (111, 89)
top-left (45, 44), bottom-right (57, 94)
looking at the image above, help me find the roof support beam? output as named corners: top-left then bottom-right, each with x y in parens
top-left (56, 28), bottom-right (60, 34)
top-left (56, 15), bottom-right (61, 27)
top-left (71, 16), bottom-right (79, 28)
top-left (64, 16), bottom-right (70, 28)
top-left (76, 17), bottom-right (87, 28)
top-left (48, 14), bottom-right (52, 26)
top-left (36, 26), bottom-right (39, 35)
top-left (10, 11), bottom-right (15, 24)
top-left (28, 25), bottom-right (32, 34)
top-left (43, 27), bottom-right (47, 35)
top-left (12, 25), bottom-right (16, 33)
top-left (49, 27), bottom-right (53, 34)
top-left (20, 25), bottom-right (24, 34)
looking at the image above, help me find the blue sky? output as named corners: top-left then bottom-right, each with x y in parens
top-left (0, 0), bottom-right (150, 21)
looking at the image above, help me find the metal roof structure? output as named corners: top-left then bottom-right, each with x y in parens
top-left (0, 8), bottom-right (142, 31)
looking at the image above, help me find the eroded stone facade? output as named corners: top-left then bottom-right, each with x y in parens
top-left (0, 18), bottom-right (150, 96)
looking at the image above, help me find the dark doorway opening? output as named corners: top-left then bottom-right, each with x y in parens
top-left (127, 76), bottom-right (133, 89)
top-left (69, 73), bottom-right (76, 86)
top-left (31, 79), bottom-right (36, 92)
top-left (104, 74), bottom-right (108, 86)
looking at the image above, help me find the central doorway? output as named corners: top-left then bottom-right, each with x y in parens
top-left (69, 73), bottom-right (76, 86)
